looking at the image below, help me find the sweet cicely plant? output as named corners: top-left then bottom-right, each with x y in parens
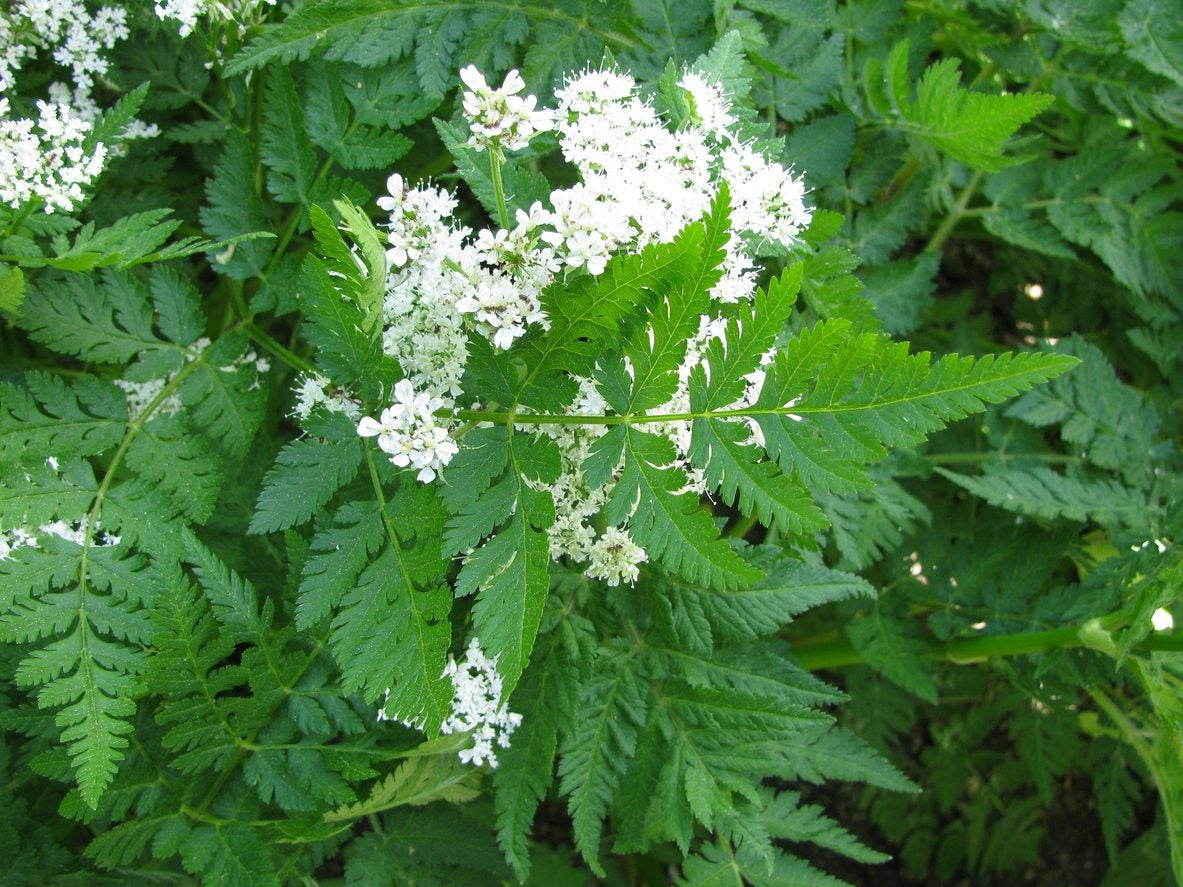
top-left (247, 46), bottom-right (1074, 879)
top-left (2, 3), bottom-right (1180, 885)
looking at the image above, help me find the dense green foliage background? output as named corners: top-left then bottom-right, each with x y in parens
top-left (1, 1), bottom-right (1181, 884)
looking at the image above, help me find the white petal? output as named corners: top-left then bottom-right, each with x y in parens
top-left (356, 416), bottom-right (382, 437)
top-left (393, 378), bottom-right (416, 404)
top-left (459, 65), bottom-right (487, 93)
top-left (501, 69), bottom-right (525, 95)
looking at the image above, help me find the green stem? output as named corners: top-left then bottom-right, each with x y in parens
top-left (878, 158), bottom-right (919, 203)
top-left (958, 194), bottom-right (1107, 218)
top-left (793, 612), bottom-right (1183, 671)
top-left (925, 168), bottom-right (984, 253)
top-left (449, 396), bottom-right (937, 426)
top-left (246, 321), bottom-right (315, 374)
top-left (727, 513), bottom-right (759, 540)
top-left (923, 451), bottom-right (1080, 465)
top-left (2, 200), bottom-right (38, 239)
top-left (1087, 687), bottom-right (1153, 763)
top-left (488, 146), bottom-right (511, 230)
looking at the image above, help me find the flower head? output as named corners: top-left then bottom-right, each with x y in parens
top-left (458, 65), bottom-right (552, 153)
top-left (356, 379), bottom-right (459, 483)
top-left (379, 637), bottom-right (522, 769)
top-left (586, 526), bottom-right (648, 586)
top-left (679, 72), bottom-right (736, 140)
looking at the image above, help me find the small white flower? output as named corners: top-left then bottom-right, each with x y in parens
top-left (458, 65), bottom-right (552, 153)
top-left (679, 72), bottom-right (736, 140)
top-left (356, 407), bottom-right (403, 454)
top-left (586, 526), bottom-right (648, 586)
top-left (356, 379), bottom-right (458, 483)
top-left (379, 638), bottom-right (522, 768)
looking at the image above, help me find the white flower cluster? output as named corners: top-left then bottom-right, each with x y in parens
top-left (377, 172), bottom-right (558, 398)
top-left (459, 65), bottom-right (553, 153)
top-left (0, 84), bottom-right (107, 212)
top-left (375, 638), bottom-right (522, 768)
top-left (154, 0), bottom-right (276, 38)
top-left (0, 2), bottom-right (128, 98)
top-left (291, 372), bottom-right (362, 423)
top-left (537, 67), bottom-right (810, 577)
top-left (373, 63), bottom-right (811, 583)
top-left (0, 1), bottom-right (170, 213)
top-left (440, 638), bottom-right (523, 768)
top-left (356, 379), bottom-right (459, 483)
top-left (585, 526), bottom-right (649, 586)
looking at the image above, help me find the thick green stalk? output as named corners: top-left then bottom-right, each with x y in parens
top-left (793, 616), bottom-right (1183, 671)
top-left (488, 145), bottom-right (511, 230)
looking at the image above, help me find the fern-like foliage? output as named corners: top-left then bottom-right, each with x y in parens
top-left (561, 201), bottom-right (1076, 588)
top-left (1, 262), bottom-right (268, 805)
top-left (865, 40), bottom-right (1054, 171)
top-left (545, 548), bottom-right (909, 879)
top-left (225, 0), bottom-right (640, 94)
top-left (443, 426), bottom-right (559, 695)
top-left (0, 536), bottom-right (155, 808)
top-left (325, 475), bottom-right (454, 731)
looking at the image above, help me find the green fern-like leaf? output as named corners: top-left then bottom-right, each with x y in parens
top-left (200, 130), bottom-right (274, 280)
top-left (298, 253), bottom-right (396, 397)
top-left (342, 805), bottom-right (510, 885)
top-left (250, 425), bottom-right (362, 534)
top-left (618, 188), bottom-right (729, 413)
top-left (606, 427), bottom-right (764, 590)
top-left (261, 67), bottom-right (318, 207)
top-left (298, 499), bottom-right (386, 630)
top-left (1005, 337), bottom-right (1160, 486)
top-left (755, 338), bottom-right (1078, 496)
top-left (820, 472), bottom-right (931, 570)
top-left (493, 632), bottom-right (579, 881)
top-left (0, 373), bottom-right (126, 470)
top-left (443, 427), bottom-right (560, 693)
top-left (125, 415), bottom-right (223, 525)
top-left (866, 40), bottom-right (1054, 171)
top-left (0, 537), bottom-right (155, 808)
top-left (326, 752), bottom-right (481, 821)
top-left (784, 724), bottom-right (918, 793)
top-left (558, 642), bottom-right (650, 877)
top-left (176, 820), bottom-right (278, 887)
top-left (20, 270), bottom-right (177, 366)
top-left (146, 560), bottom-right (249, 775)
top-left (691, 417), bottom-right (827, 537)
top-left (179, 333), bottom-right (267, 460)
top-left (306, 65), bottom-right (415, 170)
top-left (691, 265), bottom-right (801, 412)
top-left (758, 788), bottom-right (890, 864)
top-left (226, 0), bottom-right (604, 95)
top-left (0, 457), bottom-right (97, 529)
top-left (846, 599), bottom-right (938, 703)
top-left (503, 217), bottom-right (706, 412)
top-left (330, 479), bottom-right (453, 731)
top-left (1119, 0), bottom-right (1183, 87)
top-left (936, 464), bottom-right (1147, 527)
top-left (0, 263), bottom-right (24, 315)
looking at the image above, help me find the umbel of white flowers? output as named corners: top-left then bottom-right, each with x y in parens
top-left (349, 62), bottom-right (811, 588)
top-left (0, 81), bottom-right (107, 213)
top-left (378, 637), bottom-right (522, 769)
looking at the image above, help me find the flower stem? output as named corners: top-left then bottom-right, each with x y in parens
top-left (246, 321), bottom-right (315, 374)
top-left (488, 145), bottom-right (511, 230)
